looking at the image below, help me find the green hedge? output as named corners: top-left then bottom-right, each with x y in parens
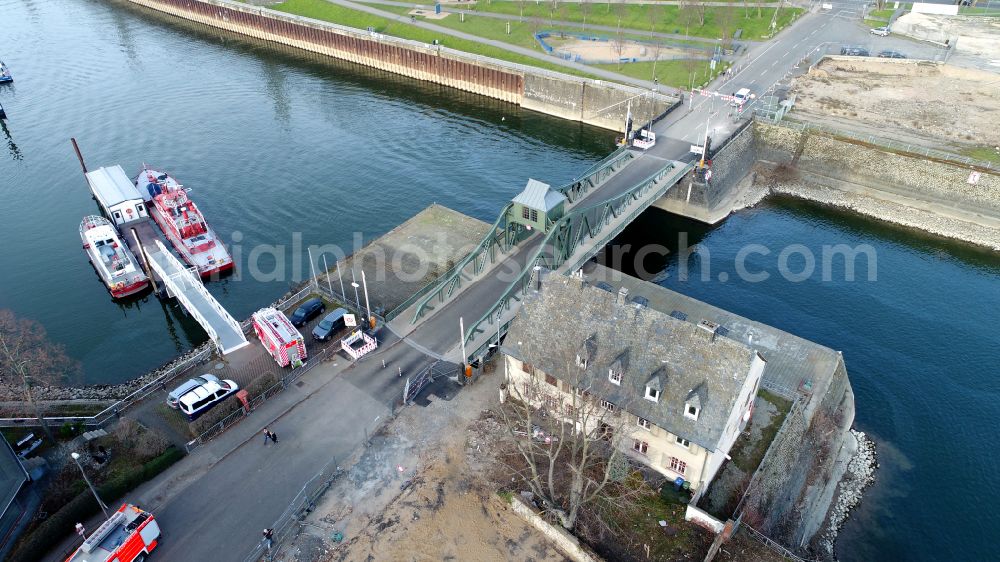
top-left (9, 446), bottom-right (185, 562)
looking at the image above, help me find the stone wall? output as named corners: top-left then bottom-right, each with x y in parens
top-left (737, 354), bottom-right (855, 555)
top-left (652, 120), bottom-right (758, 223)
top-left (126, 0), bottom-right (677, 131)
top-left (509, 497), bottom-right (599, 562)
top-left (756, 121), bottom-right (1000, 216)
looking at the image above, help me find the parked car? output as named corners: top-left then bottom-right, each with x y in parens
top-left (878, 49), bottom-right (907, 59)
top-left (870, 26), bottom-right (890, 37)
top-left (312, 308), bottom-right (350, 341)
top-left (177, 378), bottom-right (239, 421)
top-left (840, 46), bottom-right (870, 57)
top-left (631, 295), bottom-right (650, 309)
top-left (594, 281), bottom-right (614, 293)
top-left (167, 374), bottom-right (221, 409)
top-left (289, 298), bottom-right (326, 327)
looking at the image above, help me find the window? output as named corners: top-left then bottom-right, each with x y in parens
top-left (565, 403), bottom-right (576, 417)
top-left (600, 400), bottom-right (616, 413)
top-left (522, 207), bottom-right (531, 220)
top-left (543, 394), bottom-right (561, 413)
top-left (609, 368), bottom-right (622, 385)
top-left (598, 422), bottom-right (613, 441)
top-left (530, 209), bottom-right (539, 222)
top-left (675, 436), bottom-right (691, 449)
top-left (637, 417), bottom-right (651, 430)
top-left (644, 386), bottom-right (660, 402)
top-left (633, 440), bottom-right (649, 455)
top-left (685, 404), bottom-right (700, 420)
top-left (575, 354), bottom-right (588, 369)
top-left (545, 374), bottom-right (557, 387)
top-left (669, 457), bottom-right (687, 475)
top-left (522, 362), bottom-right (535, 375)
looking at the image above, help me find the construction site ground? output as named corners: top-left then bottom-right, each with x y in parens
top-left (790, 57), bottom-right (1000, 159)
top-left (277, 372), bottom-right (570, 562)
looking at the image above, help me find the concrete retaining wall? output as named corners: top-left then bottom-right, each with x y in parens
top-left (509, 497), bottom-right (599, 562)
top-left (126, 0), bottom-right (676, 131)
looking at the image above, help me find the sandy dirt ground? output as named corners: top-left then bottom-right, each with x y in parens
top-left (791, 58), bottom-right (1000, 149)
top-left (274, 373), bottom-right (570, 562)
top-left (549, 37), bottom-right (697, 62)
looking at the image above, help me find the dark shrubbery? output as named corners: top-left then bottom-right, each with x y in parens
top-left (9, 446), bottom-right (185, 562)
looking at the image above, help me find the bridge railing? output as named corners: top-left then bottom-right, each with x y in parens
top-left (394, 203), bottom-right (514, 324)
top-left (404, 147), bottom-right (639, 325)
top-left (461, 161), bottom-right (690, 360)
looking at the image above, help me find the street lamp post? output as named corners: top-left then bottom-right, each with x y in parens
top-left (71, 452), bottom-right (109, 519)
top-left (361, 270), bottom-right (372, 328)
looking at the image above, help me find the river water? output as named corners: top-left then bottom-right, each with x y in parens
top-left (0, 0), bottom-right (614, 385)
top-left (2, 1), bottom-right (998, 560)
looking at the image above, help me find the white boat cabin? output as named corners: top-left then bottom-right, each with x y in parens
top-left (85, 165), bottom-right (149, 227)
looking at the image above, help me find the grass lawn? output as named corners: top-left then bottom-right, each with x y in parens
top-left (961, 145), bottom-right (1000, 165)
top-left (360, 4), bottom-right (718, 51)
top-left (600, 491), bottom-right (713, 559)
top-left (468, 2), bottom-right (802, 40)
top-left (594, 59), bottom-right (724, 89)
top-left (864, 18), bottom-right (889, 28)
top-left (868, 8), bottom-right (895, 20)
top-left (272, 0), bottom-right (602, 79)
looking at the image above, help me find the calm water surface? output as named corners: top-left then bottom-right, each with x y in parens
top-left (605, 198), bottom-right (1000, 562)
top-left (2, 1), bottom-right (998, 560)
top-left (0, 0), bottom-right (615, 384)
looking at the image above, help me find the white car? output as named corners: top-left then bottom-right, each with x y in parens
top-left (870, 26), bottom-right (890, 37)
top-left (731, 88), bottom-right (753, 107)
top-left (167, 374), bottom-right (221, 409)
top-left (178, 378), bottom-right (239, 421)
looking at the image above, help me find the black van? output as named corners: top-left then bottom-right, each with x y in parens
top-left (312, 308), bottom-right (350, 341)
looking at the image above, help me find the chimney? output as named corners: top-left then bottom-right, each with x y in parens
top-left (616, 286), bottom-right (629, 305)
top-left (533, 265), bottom-right (542, 291)
top-left (697, 319), bottom-right (720, 341)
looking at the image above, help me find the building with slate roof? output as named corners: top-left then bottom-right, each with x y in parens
top-left (501, 274), bottom-right (765, 491)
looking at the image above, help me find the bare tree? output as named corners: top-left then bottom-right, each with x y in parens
top-left (719, 6), bottom-right (736, 50)
top-left (647, 3), bottom-right (663, 38)
top-left (679, 0), bottom-right (697, 36)
top-left (580, 0), bottom-right (592, 31)
top-left (694, 1), bottom-right (708, 27)
top-left (754, 0), bottom-right (763, 19)
top-left (0, 310), bottom-right (80, 443)
top-left (614, 0), bottom-right (628, 29)
top-left (497, 349), bottom-right (643, 531)
top-left (613, 26), bottom-right (628, 69)
top-left (650, 41), bottom-right (665, 84)
top-left (518, 0), bottom-right (527, 20)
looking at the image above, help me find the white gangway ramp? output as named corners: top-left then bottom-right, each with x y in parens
top-left (146, 240), bottom-right (249, 354)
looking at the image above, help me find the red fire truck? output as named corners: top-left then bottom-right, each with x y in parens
top-left (65, 503), bottom-right (160, 562)
top-left (252, 307), bottom-right (307, 367)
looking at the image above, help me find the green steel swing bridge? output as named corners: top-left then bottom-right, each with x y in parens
top-left (385, 143), bottom-right (693, 364)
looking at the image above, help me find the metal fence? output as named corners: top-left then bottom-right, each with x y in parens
top-left (241, 456), bottom-right (346, 562)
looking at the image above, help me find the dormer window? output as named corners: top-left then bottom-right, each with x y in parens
top-left (575, 354), bottom-right (587, 369)
top-left (644, 386), bottom-right (660, 402)
top-left (609, 368), bottom-right (622, 385)
top-left (684, 403), bottom-right (700, 420)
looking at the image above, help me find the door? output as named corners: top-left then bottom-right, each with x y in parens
top-left (112, 210), bottom-right (123, 225)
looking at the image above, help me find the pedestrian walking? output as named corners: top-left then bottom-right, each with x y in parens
top-left (269, 430), bottom-right (278, 444)
top-left (263, 528), bottom-right (274, 550)
top-left (262, 427), bottom-right (271, 446)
